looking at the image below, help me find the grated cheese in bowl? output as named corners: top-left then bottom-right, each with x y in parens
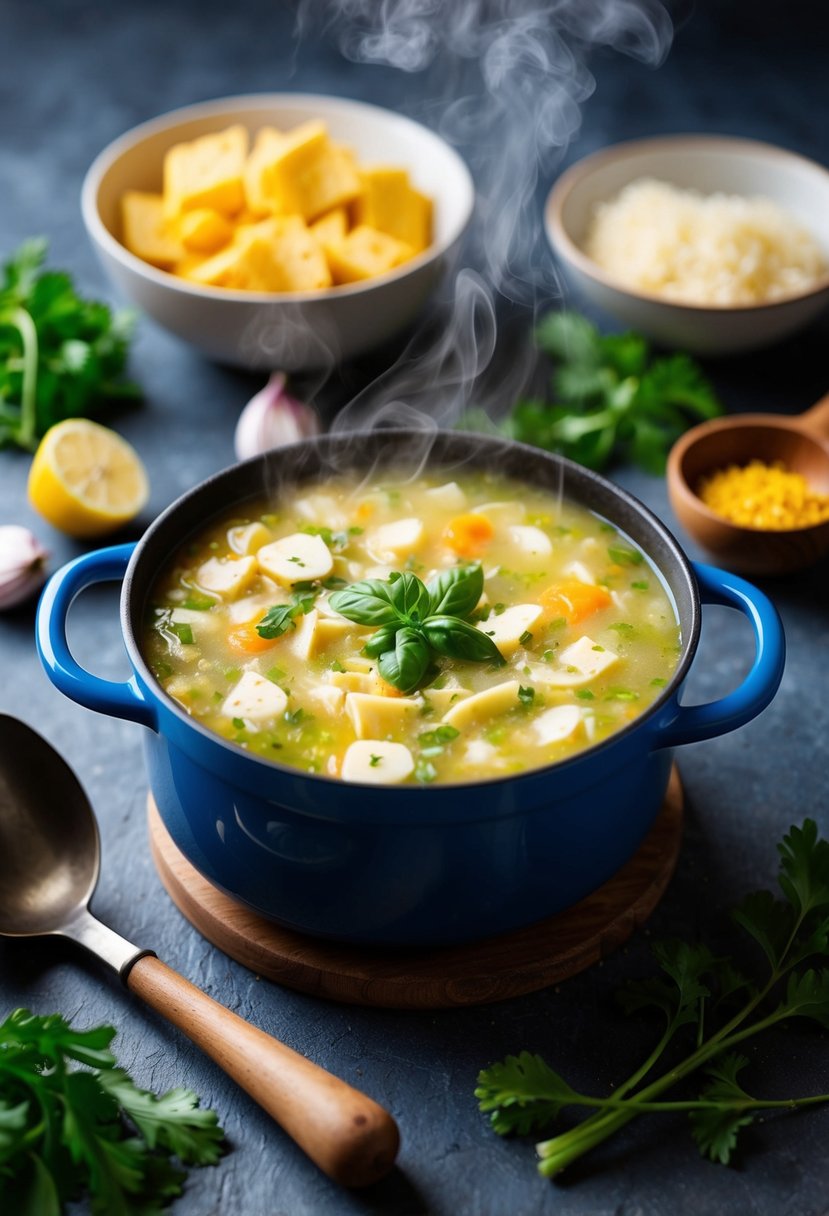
top-left (583, 178), bottom-right (828, 306)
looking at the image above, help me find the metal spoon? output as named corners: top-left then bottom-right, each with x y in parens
top-left (0, 714), bottom-right (399, 1188)
top-left (667, 391), bottom-right (829, 575)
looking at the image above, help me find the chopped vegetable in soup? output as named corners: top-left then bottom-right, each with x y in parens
top-left (142, 471), bottom-right (681, 784)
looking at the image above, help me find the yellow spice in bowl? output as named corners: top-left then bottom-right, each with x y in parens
top-left (698, 460), bottom-right (829, 529)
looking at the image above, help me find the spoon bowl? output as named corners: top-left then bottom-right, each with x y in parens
top-left (667, 393), bottom-right (829, 575)
top-left (0, 714), bottom-right (399, 1187)
top-left (0, 716), bottom-right (99, 936)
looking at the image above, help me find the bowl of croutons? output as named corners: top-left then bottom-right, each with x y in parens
top-left (82, 94), bottom-right (475, 370)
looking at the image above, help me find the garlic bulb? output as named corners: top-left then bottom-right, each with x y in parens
top-left (234, 373), bottom-right (320, 461)
top-left (0, 526), bottom-right (49, 610)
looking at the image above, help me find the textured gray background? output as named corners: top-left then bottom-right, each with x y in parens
top-left (1, 2), bottom-right (828, 1214)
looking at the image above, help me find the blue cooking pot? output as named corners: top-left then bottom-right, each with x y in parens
top-left (36, 431), bottom-right (785, 946)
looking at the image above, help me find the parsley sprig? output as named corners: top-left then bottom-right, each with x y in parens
top-left (0, 239), bottom-right (139, 451)
top-left (464, 311), bottom-right (722, 473)
top-left (476, 819), bottom-right (829, 1176)
top-left (330, 564), bottom-right (504, 694)
top-left (0, 1008), bottom-right (224, 1213)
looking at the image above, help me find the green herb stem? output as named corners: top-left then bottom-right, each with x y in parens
top-left (8, 305), bottom-right (39, 450)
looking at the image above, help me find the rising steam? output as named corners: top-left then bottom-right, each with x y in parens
top-left (291, 0), bottom-right (674, 433)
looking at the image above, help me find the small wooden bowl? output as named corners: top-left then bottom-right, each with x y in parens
top-left (667, 393), bottom-right (829, 575)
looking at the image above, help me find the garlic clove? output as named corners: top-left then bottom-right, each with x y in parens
top-left (234, 373), bottom-right (321, 461)
top-left (0, 525), bottom-right (49, 610)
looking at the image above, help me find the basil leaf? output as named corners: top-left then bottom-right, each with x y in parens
top-left (364, 624), bottom-right (399, 658)
top-left (377, 628), bottom-right (431, 694)
top-left (387, 571), bottom-right (433, 624)
top-left (427, 563), bottom-right (483, 618)
top-left (329, 579), bottom-right (401, 626)
top-left (256, 605), bottom-right (296, 639)
top-left (423, 616), bottom-right (506, 664)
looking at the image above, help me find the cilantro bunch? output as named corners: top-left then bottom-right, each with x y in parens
top-left (476, 819), bottom-right (829, 1177)
top-left (0, 239), bottom-right (139, 451)
top-left (474, 311), bottom-right (722, 473)
top-left (0, 1008), bottom-right (224, 1214)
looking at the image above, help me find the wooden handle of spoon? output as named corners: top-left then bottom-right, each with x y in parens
top-left (800, 392), bottom-right (829, 439)
top-left (126, 955), bottom-right (399, 1187)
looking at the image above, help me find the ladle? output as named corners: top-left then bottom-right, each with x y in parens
top-left (667, 392), bottom-right (829, 575)
top-left (0, 715), bottom-right (399, 1187)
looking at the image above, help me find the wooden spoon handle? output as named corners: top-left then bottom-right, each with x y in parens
top-left (126, 955), bottom-right (399, 1187)
top-left (800, 392), bottom-right (829, 439)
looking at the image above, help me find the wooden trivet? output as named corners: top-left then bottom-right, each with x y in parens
top-left (147, 766), bottom-right (683, 1009)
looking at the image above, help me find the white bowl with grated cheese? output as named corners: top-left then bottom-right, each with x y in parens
top-left (545, 136), bottom-right (829, 355)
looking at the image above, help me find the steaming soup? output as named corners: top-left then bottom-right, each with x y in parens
top-left (143, 471), bottom-right (681, 784)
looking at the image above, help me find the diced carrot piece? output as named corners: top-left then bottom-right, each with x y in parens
top-left (355, 501), bottom-right (375, 522)
top-left (538, 579), bottom-right (611, 625)
top-left (227, 623), bottom-right (278, 654)
top-left (443, 512), bottom-right (494, 557)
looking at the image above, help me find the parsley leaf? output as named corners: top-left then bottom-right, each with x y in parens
top-left (465, 310), bottom-right (721, 473)
top-left (0, 239), bottom-right (139, 451)
top-left (0, 1008), bottom-right (224, 1212)
top-left (477, 819), bottom-right (829, 1180)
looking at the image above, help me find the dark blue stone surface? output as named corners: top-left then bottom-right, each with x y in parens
top-left (1, 1), bottom-right (828, 1212)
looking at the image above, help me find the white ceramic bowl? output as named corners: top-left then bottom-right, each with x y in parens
top-left (545, 135), bottom-right (829, 355)
top-left (82, 94), bottom-right (475, 370)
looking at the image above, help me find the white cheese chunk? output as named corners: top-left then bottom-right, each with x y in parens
top-left (345, 692), bottom-right (422, 739)
top-left (294, 493), bottom-right (347, 528)
top-left (533, 704), bottom-right (582, 746)
top-left (477, 604), bottom-right (543, 658)
top-left (169, 607), bottom-right (220, 638)
top-left (307, 684), bottom-right (346, 715)
top-left (544, 635), bottom-right (619, 688)
top-left (228, 522), bottom-right (273, 555)
top-left (286, 609), bottom-right (319, 660)
top-left (563, 560), bottom-right (595, 585)
top-left (227, 580), bottom-right (285, 624)
top-left (257, 533), bottom-right (333, 585)
top-left (463, 739), bottom-right (498, 766)
top-left (327, 670), bottom-right (376, 694)
top-left (287, 609), bottom-right (353, 660)
top-left (443, 681), bottom-right (521, 729)
top-left (424, 481), bottom-right (467, 511)
top-left (367, 517), bottom-right (424, 563)
top-left (508, 525), bottom-right (553, 559)
top-left (196, 556), bottom-right (258, 599)
top-left (341, 740), bottom-right (414, 784)
top-left (222, 671), bottom-right (287, 722)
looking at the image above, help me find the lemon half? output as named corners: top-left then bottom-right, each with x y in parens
top-left (28, 419), bottom-right (149, 538)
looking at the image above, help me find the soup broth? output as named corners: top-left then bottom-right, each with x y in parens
top-left (142, 470), bottom-right (681, 784)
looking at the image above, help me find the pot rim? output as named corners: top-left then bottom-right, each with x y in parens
top-left (122, 429), bottom-right (700, 791)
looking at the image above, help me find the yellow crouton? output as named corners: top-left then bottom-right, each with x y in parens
top-left (245, 120), bottom-right (362, 222)
top-left (353, 167), bottom-right (432, 252)
top-left (309, 206), bottom-right (349, 248)
top-left (185, 216), bottom-right (331, 292)
top-left (325, 225), bottom-right (414, 284)
top-left (242, 126), bottom-right (284, 216)
top-left (179, 208), bottom-right (234, 253)
top-left (121, 191), bottom-right (184, 268)
top-left (163, 124), bottom-right (248, 219)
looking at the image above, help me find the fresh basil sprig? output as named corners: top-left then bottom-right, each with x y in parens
top-left (329, 564), bottom-right (504, 694)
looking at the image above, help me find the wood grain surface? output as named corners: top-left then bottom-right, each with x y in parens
top-left (147, 767), bottom-right (683, 1009)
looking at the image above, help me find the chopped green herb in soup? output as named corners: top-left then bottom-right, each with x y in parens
top-left (142, 472), bottom-right (681, 783)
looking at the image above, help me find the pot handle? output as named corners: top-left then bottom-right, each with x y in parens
top-left (36, 544), bottom-right (156, 730)
top-left (658, 562), bottom-right (784, 748)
